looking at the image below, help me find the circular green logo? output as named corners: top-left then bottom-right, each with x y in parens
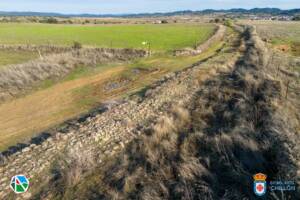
top-left (10, 175), bottom-right (30, 194)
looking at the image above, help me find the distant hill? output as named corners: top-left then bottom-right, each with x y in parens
top-left (0, 8), bottom-right (299, 18)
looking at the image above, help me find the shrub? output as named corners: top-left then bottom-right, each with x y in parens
top-left (224, 19), bottom-right (233, 27)
top-left (46, 18), bottom-right (58, 24)
top-left (72, 41), bottom-right (82, 49)
top-left (292, 15), bottom-right (300, 21)
top-left (214, 18), bottom-right (221, 23)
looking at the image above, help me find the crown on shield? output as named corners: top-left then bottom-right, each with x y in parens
top-left (253, 173), bottom-right (267, 181)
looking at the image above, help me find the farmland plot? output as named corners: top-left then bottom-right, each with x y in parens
top-left (0, 23), bottom-right (215, 51)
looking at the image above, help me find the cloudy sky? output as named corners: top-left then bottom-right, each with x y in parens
top-left (0, 0), bottom-right (299, 14)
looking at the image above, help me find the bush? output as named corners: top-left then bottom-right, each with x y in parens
top-left (46, 18), bottom-right (58, 24)
top-left (214, 18), bottom-right (221, 23)
top-left (291, 42), bottom-right (300, 56)
top-left (39, 17), bottom-right (58, 24)
top-left (292, 16), bottom-right (300, 21)
top-left (224, 19), bottom-right (233, 27)
top-left (72, 41), bottom-right (82, 49)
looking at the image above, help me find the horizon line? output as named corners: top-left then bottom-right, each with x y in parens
top-left (0, 7), bottom-right (299, 16)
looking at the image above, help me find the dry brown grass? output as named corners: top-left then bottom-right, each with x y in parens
top-left (64, 147), bottom-right (97, 186)
top-left (0, 48), bottom-right (144, 102)
top-left (240, 20), bottom-right (300, 56)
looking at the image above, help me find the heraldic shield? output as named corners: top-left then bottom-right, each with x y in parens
top-left (254, 181), bottom-right (267, 196)
top-left (253, 173), bottom-right (267, 196)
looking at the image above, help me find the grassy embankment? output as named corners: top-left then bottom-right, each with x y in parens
top-left (0, 23), bottom-right (221, 151)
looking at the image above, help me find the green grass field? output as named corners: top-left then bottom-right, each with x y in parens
top-left (0, 23), bottom-right (215, 51)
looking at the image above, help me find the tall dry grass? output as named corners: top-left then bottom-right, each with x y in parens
top-left (0, 48), bottom-right (145, 102)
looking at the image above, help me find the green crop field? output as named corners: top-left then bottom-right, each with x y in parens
top-left (0, 23), bottom-right (215, 51)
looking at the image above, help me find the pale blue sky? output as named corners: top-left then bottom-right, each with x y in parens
top-left (0, 0), bottom-right (299, 14)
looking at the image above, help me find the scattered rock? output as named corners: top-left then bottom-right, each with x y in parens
top-left (22, 147), bottom-right (31, 153)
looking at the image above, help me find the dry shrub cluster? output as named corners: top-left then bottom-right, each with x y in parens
top-left (0, 48), bottom-right (145, 102)
top-left (34, 147), bottom-right (98, 199)
top-left (241, 26), bottom-right (270, 69)
top-left (64, 148), bottom-right (97, 186)
top-left (99, 104), bottom-right (205, 200)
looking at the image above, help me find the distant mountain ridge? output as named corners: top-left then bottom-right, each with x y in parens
top-left (0, 8), bottom-right (299, 18)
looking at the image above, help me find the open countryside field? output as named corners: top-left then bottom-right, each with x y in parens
top-left (0, 23), bottom-right (220, 150)
top-left (0, 23), bottom-right (215, 51)
top-left (241, 20), bottom-right (300, 56)
top-left (0, 6), bottom-right (300, 200)
top-left (5, 22), bottom-right (299, 199)
top-left (0, 38), bottom-right (225, 151)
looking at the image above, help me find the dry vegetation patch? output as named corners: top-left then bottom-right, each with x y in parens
top-left (241, 20), bottom-right (300, 56)
top-left (0, 48), bottom-right (145, 102)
